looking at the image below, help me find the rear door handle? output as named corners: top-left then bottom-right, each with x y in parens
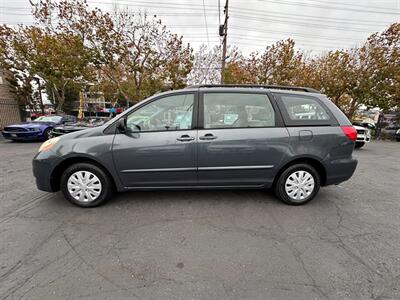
top-left (177, 135), bottom-right (195, 142)
top-left (199, 133), bottom-right (217, 140)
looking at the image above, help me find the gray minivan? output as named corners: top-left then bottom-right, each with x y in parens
top-left (33, 85), bottom-right (358, 207)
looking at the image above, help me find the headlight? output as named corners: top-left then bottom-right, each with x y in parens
top-left (38, 137), bottom-right (60, 152)
top-left (396, 129), bottom-right (400, 134)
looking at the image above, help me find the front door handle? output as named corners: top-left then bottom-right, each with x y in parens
top-left (177, 135), bottom-right (195, 142)
top-left (199, 133), bottom-right (217, 140)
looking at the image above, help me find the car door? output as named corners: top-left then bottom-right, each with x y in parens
top-left (197, 91), bottom-right (289, 187)
top-left (112, 92), bottom-right (198, 188)
top-left (60, 115), bottom-right (73, 125)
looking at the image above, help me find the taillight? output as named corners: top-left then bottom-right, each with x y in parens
top-left (341, 126), bottom-right (357, 141)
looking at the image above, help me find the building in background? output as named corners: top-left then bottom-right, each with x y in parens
top-left (71, 91), bottom-right (123, 117)
top-left (0, 69), bottom-right (21, 130)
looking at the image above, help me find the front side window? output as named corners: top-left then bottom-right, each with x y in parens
top-left (126, 93), bottom-right (194, 132)
top-left (203, 93), bottom-right (275, 129)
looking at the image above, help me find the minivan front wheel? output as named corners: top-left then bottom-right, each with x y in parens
top-left (61, 163), bottom-right (113, 207)
top-left (274, 164), bottom-right (320, 205)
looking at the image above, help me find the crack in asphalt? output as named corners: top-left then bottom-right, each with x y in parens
top-left (1, 140), bottom-right (400, 299)
top-left (322, 198), bottom-right (387, 299)
top-left (0, 193), bottom-right (53, 225)
top-left (0, 222), bottom-right (66, 300)
top-left (264, 210), bottom-right (329, 300)
top-left (61, 230), bottom-right (142, 300)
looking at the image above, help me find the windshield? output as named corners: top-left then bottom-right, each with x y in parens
top-left (33, 116), bottom-right (62, 123)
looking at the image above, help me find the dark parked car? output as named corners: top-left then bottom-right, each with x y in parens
top-left (395, 129), bottom-right (400, 141)
top-left (33, 85), bottom-right (358, 207)
top-left (382, 125), bottom-right (400, 140)
top-left (2, 115), bottom-right (76, 141)
top-left (51, 117), bottom-right (111, 137)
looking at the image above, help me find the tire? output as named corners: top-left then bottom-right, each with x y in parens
top-left (274, 163), bottom-right (321, 205)
top-left (355, 142), bottom-right (365, 149)
top-left (60, 163), bottom-right (113, 207)
top-left (43, 128), bottom-right (52, 140)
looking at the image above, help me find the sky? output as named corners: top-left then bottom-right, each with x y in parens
top-left (0, 0), bottom-right (399, 55)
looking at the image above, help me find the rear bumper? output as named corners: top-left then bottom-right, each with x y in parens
top-left (2, 130), bottom-right (44, 140)
top-left (325, 157), bottom-right (358, 186)
top-left (32, 151), bottom-right (63, 192)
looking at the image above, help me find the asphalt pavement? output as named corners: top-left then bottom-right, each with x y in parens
top-left (0, 139), bottom-right (399, 300)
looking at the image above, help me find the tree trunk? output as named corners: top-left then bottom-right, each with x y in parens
top-left (53, 86), bottom-right (64, 112)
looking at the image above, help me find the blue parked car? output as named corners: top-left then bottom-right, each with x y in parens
top-left (2, 115), bottom-right (76, 141)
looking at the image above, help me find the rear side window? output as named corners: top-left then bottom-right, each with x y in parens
top-left (203, 93), bottom-right (275, 129)
top-left (275, 93), bottom-right (336, 126)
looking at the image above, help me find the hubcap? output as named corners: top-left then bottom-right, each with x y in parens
top-left (285, 170), bottom-right (315, 202)
top-left (67, 171), bottom-right (102, 202)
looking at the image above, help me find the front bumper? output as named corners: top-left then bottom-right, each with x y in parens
top-left (51, 131), bottom-right (66, 137)
top-left (2, 130), bottom-right (44, 140)
top-left (325, 157), bottom-right (358, 186)
top-left (356, 133), bottom-right (371, 143)
top-left (32, 150), bottom-right (63, 192)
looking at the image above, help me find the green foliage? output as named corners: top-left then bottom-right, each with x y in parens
top-left (0, 0), bottom-right (398, 118)
top-left (223, 26), bottom-right (400, 118)
top-left (0, 0), bottom-right (193, 110)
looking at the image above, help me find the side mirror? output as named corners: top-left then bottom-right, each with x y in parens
top-left (116, 118), bottom-right (126, 133)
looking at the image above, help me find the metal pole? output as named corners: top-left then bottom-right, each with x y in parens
top-left (220, 0), bottom-right (229, 84)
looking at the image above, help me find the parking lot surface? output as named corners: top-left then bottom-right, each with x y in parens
top-left (0, 139), bottom-right (399, 300)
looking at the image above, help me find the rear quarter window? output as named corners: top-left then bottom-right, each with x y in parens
top-left (274, 93), bottom-right (338, 126)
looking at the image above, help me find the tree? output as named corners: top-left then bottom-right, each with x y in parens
top-left (255, 39), bottom-right (304, 85)
top-left (0, 0), bottom-right (194, 112)
top-left (224, 48), bottom-right (256, 84)
top-left (0, 26), bottom-right (91, 111)
top-left (224, 39), bottom-right (305, 86)
top-left (2, 0), bottom-right (398, 118)
top-left (188, 44), bottom-right (221, 84)
top-left (221, 31), bottom-right (400, 118)
top-left (32, 0), bottom-right (193, 105)
top-left (28, 29), bottom-right (92, 110)
top-left (160, 35), bottom-right (193, 90)
top-left (0, 26), bottom-right (35, 110)
top-left (358, 23), bottom-right (400, 111)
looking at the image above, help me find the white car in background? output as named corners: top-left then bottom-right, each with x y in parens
top-left (353, 125), bottom-right (371, 148)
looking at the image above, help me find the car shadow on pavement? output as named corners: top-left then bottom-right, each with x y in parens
top-left (11, 140), bottom-right (44, 143)
top-left (45, 187), bottom-right (330, 214)
top-left (103, 189), bottom-right (295, 208)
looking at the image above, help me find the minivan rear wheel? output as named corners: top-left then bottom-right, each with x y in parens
top-left (60, 163), bottom-right (113, 207)
top-left (274, 164), bottom-right (320, 205)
